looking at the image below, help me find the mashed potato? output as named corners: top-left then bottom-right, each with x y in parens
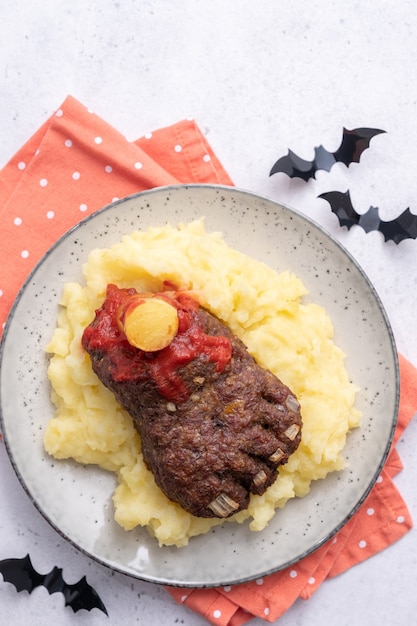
top-left (44, 219), bottom-right (361, 547)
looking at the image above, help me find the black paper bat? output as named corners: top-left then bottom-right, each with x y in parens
top-left (269, 127), bottom-right (386, 181)
top-left (318, 190), bottom-right (417, 244)
top-left (0, 554), bottom-right (108, 615)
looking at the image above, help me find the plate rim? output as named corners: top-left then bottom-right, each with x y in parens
top-left (0, 183), bottom-right (400, 587)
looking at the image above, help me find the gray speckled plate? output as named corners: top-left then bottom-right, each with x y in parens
top-left (0, 184), bottom-right (399, 587)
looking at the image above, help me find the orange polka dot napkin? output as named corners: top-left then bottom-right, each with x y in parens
top-left (0, 95), bottom-right (232, 328)
top-left (0, 95), bottom-right (416, 625)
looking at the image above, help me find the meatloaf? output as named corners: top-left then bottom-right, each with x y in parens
top-left (82, 284), bottom-right (302, 518)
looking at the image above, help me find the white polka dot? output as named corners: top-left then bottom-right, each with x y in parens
top-left (105, 165), bottom-right (113, 173)
top-left (308, 576), bottom-right (316, 585)
top-left (14, 217), bottom-right (22, 226)
top-left (397, 516), bottom-right (405, 523)
top-left (40, 178), bottom-right (48, 187)
top-left (367, 508), bottom-right (375, 516)
top-left (203, 154), bottom-right (211, 162)
top-left (72, 171), bottom-right (81, 180)
top-left (134, 161), bottom-right (143, 170)
top-left (376, 475), bottom-right (383, 483)
top-left (358, 540), bottom-right (367, 549)
top-left (94, 136), bottom-right (103, 144)
top-left (79, 203), bottom-right (88, 212)
top-left (144, 132), bottom-right (152, 139)
top-left (223, 586), bottom-right (231, 592)
top-left (174, 144), bottom-right (182, 152)
top-left (180, 595), bottom-right (187, 603)
top-left (35, 149), bottom-right (40, 156)
top-left (87, 108), bottom-right (94, 114)
top-left (332, 536), bottom-right (338, 544)
top-left (112, 197), bottom-right (119, 202)
top-left (289, 570), bottom-right (297, 578)
top-left (0, 289), bottom-right (3, 297)
top-left (264, 608), bottom-right (270, 616)
top-left (55, 108), bottom-right (63, 117)
top-left (17, 161), bottom-right (26, 170)
top-left (64, 139), bottom-right (72, 148)
top-left (21, 250), bottom-right (29, 259)
top-left (46, 211), bottom-right (55, 219)
top-left (213, 609), bottom-right (222, 619)
top-left (256, 578), bottom-right (264, 585)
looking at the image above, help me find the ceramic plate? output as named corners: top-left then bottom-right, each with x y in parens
top-left (0, 185), bottom-right (399, 587)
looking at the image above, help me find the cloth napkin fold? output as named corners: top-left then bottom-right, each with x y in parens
top-left (0, 96), bottom-right (415, 625)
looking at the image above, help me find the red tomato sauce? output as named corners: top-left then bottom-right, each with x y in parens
top-left (82, 284), bottom-right (232, 403)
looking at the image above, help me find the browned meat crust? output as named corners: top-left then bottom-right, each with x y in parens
top-left (82, 286), bottom-right (302, 518)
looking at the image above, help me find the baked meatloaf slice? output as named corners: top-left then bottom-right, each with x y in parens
top-left (82, 284), bottom-right (302, 518)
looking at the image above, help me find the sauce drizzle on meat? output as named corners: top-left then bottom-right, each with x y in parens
top-left (82, 284), bottom-right (302, 519)
top-left (82, 284), bottom-right (232, 403)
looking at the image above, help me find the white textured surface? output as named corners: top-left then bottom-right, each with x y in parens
top-left (1, 1), bottom-right (417, 624)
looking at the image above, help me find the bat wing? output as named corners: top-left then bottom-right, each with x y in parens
top-left (374, 206), bottom-right (417, 244)
top-left (0, 554), bottom-right (108, 616)
top-left (269, 145), bottom-right (337, 181)
top-left (333, 127), bottom-right (386, 167)
top-left (0, 554), bottom-right (43, 593)
top-left (319, 191), bottom-right (417, 244)
top-left (269, 149), bottom-right (317, 181)
top-left (318, 190), bottom-right (360, 229)
top-left (61, 575), bottom-right (109, 615)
